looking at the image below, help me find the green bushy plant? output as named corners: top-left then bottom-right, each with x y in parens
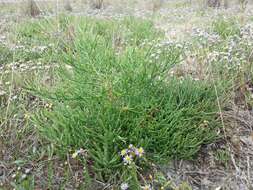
top-left (0, 45), bottom-right (13, 65)
top-left (212, 18), bottom-right (240, 39)
top-left (15, 18), bottom-right (57, 45)
top-left (31, 17), bottom-right (220, 183)
top-left (123, 17), bottom-right (163, 45)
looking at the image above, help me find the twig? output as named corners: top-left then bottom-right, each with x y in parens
top-left (210, 66), bottom-right (240, 173)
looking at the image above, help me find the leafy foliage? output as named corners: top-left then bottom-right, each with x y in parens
top-left (31, 17), bottom-right (220, 182)
top-left (212, 18), bottom-right (240, 39)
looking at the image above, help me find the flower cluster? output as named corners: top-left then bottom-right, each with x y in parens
top-left (0, 60), bottom-right (58, 75)
top-left (140, 38), bottom-right (184, 66)
top-left (192, 27), bottom-right (221, 45)
top-left (120, 144), bottom-right (144, 165)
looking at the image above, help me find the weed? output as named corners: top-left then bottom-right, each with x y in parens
top-left (212, 18), bottom-right (240, 39)
top-left (0, 45), bottom-right (13, 65)
top-left (10, 176), bottom-right (35, 190)
top-left (214, 149), bottom-right (230, 168)
top-left (4, 2), bottom-right (252, 187)
top-left (90, 0), bottom-right (104, 9)
top-left (29, 17), bottom-right (221, 184)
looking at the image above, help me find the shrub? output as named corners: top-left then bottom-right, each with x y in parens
top-left (238, 0), bottom-right (248, 11)
top-left (207, 0), bottom-right (221, 8)
top-left (64, 0), bottom-right (73, 12)
top-left (16, 19), bottom-right (54, 44)
top-left (89, 0), bottom-right (104, 9)
top-left (0, 45), bottom-right (13, 65)
top-left (152, 0), bottom-right (164, 12)
top-left (123, 17), bottom-right (163, 45)
top-left (31, 17), bottom-right (220, 183)
top-left (24, 0), bottom-right (41, 17)
top-left (212, 18), bottom-right (240, 39)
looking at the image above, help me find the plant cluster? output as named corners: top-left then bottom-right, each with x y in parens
top-left (29, 16), bottom-right (220, 187)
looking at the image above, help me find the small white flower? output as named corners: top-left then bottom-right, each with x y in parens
top-left (128, 144), bottom-right (134, 150)
top-left (142, 184), bottom-right (152, 190)
top-left (123, 155), bottom-right (133, 165)
top-left (120, 182), bottom-right (129, 190)
top-left (25, 168), bottom-right (32, 174)
top-left (72, 148), bottom-right (85, 158)
top-left (134, 147), bottom-right (144, 157)
top-left (21, 174), bottom-right (27, 180)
